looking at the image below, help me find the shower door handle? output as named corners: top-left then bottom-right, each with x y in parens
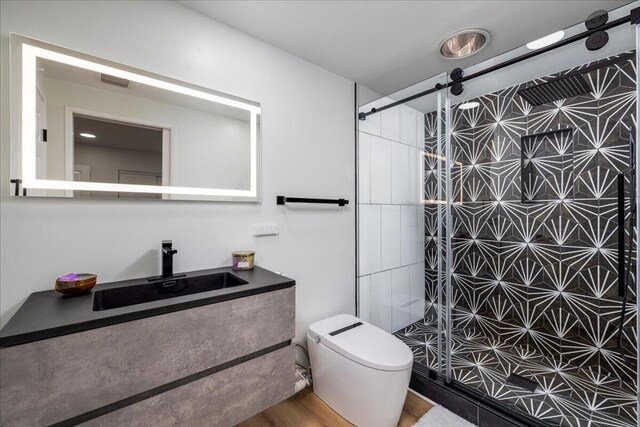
top-left (617, 173), bottom-right (626, 297)
top-left (617, 127), bottom-right (636, 298)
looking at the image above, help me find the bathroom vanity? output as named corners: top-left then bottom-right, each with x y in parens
top-left (0, 266), bottom-right (295, 426)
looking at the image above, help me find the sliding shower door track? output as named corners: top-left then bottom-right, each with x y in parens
top-left (410, 365), bottom-right (551, 427)
top-left (447, 380), bottom-right (553, 427)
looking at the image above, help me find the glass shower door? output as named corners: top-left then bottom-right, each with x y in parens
top-left (357, 73), bottom-right (448, 351)
top-left (439, 25), bottom-right (639, 427)
top-left (420, 75), bottom-right (449, 378)
top-left (358, 8), bottom-right (639, 425)
top-left (360, 73), bottom-right (450, 377)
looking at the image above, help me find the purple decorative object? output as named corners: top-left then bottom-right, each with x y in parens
top-left (57, 273), bottom-right (79, 282)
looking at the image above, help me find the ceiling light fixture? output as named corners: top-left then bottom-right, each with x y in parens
top-left (526, 31), bottom-right (565, 50)
top-left (459, 101), bottom-right (480, 110)
top-left (439, 29), bottom-right (490, 59)
top-left (79, 133), bottom-right (96, 139)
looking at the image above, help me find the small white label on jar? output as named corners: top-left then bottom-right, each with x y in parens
top-left (238, 261), bottom-right (250, 268)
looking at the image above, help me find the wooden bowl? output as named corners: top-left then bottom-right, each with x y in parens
top-left (55, 274), bottom-right (97, 295)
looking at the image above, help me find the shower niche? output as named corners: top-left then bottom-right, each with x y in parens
top-left (521, 128), bottom-right (575, 203)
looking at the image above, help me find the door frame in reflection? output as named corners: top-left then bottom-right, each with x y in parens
top-left (64, 106), bottom-right (171, 198)
top-left (117, 170), bottom-right (162, 199)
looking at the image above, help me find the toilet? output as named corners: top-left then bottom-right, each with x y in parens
top-left (307, 314), bottom-right (413, 427)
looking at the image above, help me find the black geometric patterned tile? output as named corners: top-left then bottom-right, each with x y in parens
top-left (558, 95), bottom-right (598, 132)
top-left (396, 320), bottom-right (636, 426)
top-left (574, 166), bottom-right (618, 200)
top-left (414, 50), bottom-right (638, 427)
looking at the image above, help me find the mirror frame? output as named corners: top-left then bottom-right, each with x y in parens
top-left (10, 34), bottom-right (262, 202)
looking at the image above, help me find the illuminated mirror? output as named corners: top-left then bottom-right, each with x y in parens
top-left (10, 34), bottom-right (261, 202)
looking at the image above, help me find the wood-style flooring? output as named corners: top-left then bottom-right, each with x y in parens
top-left (236, 388), bottom-right (433, 427)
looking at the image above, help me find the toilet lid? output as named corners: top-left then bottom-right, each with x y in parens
top-left (309, 314), bottom-right (413, 372)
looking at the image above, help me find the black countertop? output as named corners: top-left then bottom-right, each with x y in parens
top-left (0, 266), bottom-right (295, 348)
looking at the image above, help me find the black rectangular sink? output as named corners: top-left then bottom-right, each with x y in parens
top-left (92, 272), bottom-right (248, 311)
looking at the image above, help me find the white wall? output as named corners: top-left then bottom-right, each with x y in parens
top-left (74, 143), bottom-right (162, 191)
top-left (357, 96), bottom-right (425, 333)
top-left (0, 0), bottom-right (355, 345)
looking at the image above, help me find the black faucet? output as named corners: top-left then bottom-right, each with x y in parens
top-left (148, 240), bottom-right (185, 282)
top-left (162, 240), bottom-right (177, 278)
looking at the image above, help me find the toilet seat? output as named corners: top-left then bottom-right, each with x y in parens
top-left (308, 314), bottom-right (413, 372)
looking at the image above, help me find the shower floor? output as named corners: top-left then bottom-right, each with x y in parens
top-left (395, 317), bottom-right (637, 427)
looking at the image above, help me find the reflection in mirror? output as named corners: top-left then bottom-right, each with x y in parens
top-left (13, 35), bottom-right (261, 202)
top-left (72, 115), bottom-right (163, 199)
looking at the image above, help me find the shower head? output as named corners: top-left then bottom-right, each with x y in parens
top-left (516, 52), bottom-right (634, 107)
top-left (517, 73), bottom-right (592, 107)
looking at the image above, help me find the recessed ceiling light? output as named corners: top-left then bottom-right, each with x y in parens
top-left (459, 101), bottom-right (480, 110)
top-left (79, 133), bottom-right (96, 139)
top-left (526, 31), bottom-right (565, 50)
top-left (439, 29), bottom-right (490, 59)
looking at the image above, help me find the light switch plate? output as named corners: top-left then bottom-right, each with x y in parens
top-left (253, 223), bottom-right (279, 236)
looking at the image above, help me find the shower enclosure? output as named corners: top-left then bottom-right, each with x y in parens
top-left (356, 5), bottom-right (639, 426)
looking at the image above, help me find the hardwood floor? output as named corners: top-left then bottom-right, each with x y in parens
top-left (397, 391), bottom-right (434, 427)
top-left (236, 388), bottom-right (433, 427)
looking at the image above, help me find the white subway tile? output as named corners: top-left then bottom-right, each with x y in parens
top-left (410, 262), bottom-right (425, 323)
top-left (400, 105), bottom-right (417, 146)
top-left (359, 99), bottom-right (381, 136)
top-left (358, 132), bottom-right (371, 204)
top-left (381, 99), bottom-right (400, 141)
top-left (358, 275), bottom-right (371, 323)
top-left (381, 205), bottom-right (401, 270)
top-left (391, 266), bottom-right (412, 332)
top-left (370, 270), bottom-right (393, 332)
top-left (408, 147), bottom-right (421, 204)
top-left (401, 205), bottom-right (418, 265)
top-left (416, 112), bottom-right (425, 150)
top-left (391, 142), bottom-right (410, 204)
top-left (417, 205), bottom-right (425, 260)
top-left (358, 205), bottom-right (381, 275)
top-left (370, 136), bottom-right (392, 204)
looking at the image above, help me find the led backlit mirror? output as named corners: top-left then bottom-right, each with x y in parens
top-left (10, 34), bottom-right (261, 201)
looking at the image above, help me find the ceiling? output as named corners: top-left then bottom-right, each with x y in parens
top-left (181, 0), bottom-right (632, 96)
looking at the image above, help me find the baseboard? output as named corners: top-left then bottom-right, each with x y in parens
top-left (408, 388), bottom-right (438, 406)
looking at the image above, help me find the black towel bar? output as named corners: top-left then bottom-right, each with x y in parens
top-left (277, 196), bottom-right (349, 206)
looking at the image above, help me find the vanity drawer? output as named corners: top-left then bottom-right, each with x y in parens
top-left (0, 287), bottom-right (294, 426)
top-left (81, 345), bottom-right (295, 427)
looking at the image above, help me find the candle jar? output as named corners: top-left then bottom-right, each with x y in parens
top-left (232, 251), bottom-right (255, 271)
